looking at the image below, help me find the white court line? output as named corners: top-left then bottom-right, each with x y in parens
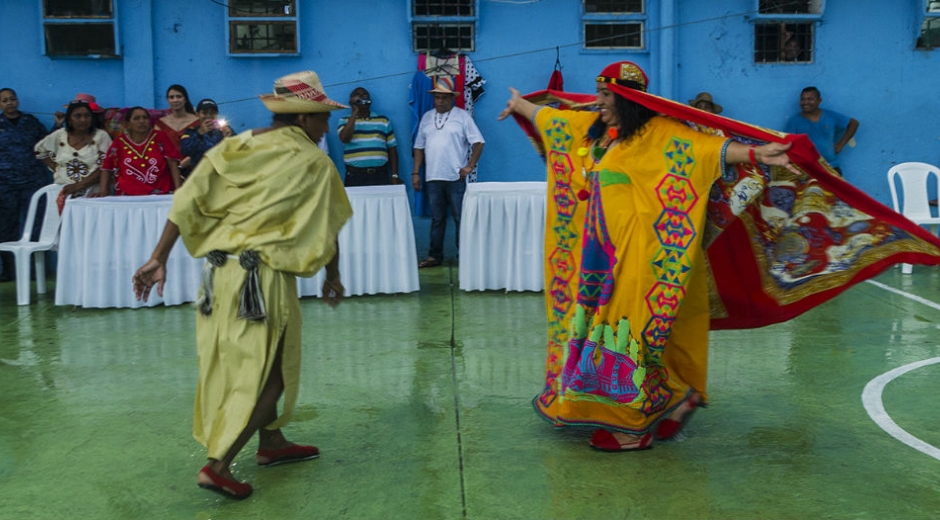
top-left (866, 280), bottom-right (940, 312)
top-left (862, 280), bottom-right (940, 461)
top-left (861, 357), bottom-right (940, 461)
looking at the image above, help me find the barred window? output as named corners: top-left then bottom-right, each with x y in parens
top-left (758, 0), bottom-right (823, 15)
top-left (917, 0), bottom-right (940, 49)
top-left (583, 0), bottom-right (646, 50)
top-left (755, 21), bottom-right (813, 63)
top-left (411, 0), bottom-right (476, 53)
top-left (42, 0), bottom-right (118, 58)
top-left (228, 0), bottom-right (297, 55)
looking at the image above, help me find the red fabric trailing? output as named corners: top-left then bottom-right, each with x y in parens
top-left (513, 88), bottom-right (940, 330)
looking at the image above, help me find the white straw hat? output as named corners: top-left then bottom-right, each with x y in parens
top-left (259, 71), bottom-right (348, 113)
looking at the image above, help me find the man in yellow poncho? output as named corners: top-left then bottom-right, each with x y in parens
top-left (133, 71), bottom-right (353, 499)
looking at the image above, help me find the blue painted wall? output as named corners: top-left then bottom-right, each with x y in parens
top-left (3, 0), bottom-right (938, 207)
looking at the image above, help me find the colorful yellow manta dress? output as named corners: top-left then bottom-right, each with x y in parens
top-left (169, 126), bottom-right (352, 459)
top-left (533, 108), bottom-right (728, 433)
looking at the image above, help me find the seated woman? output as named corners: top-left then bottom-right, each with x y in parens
top-left (154, 84), bottom-right (199, 167)
top-left (179, 98), bottom-right (233, 173)
top-left (35, 100), bottom-right (112, 208)
top-left (97, 107), bottom-right (181, 196)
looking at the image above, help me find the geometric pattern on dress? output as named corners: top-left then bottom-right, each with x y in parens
top-left (549, 246), bottom-right (577, 288)
top-left (645, 282), bottom-right (686, 318)
top-left (549, 151), bottom-right (574, 190)
top-left (656, 173), bottom-right (697, 213)
top-left (642, 315), bottom-right (676, 364)
top-left (540, 117), bottom-right (580, 409)
top-left (654, 208), bottom-right (697, 249)
top-left (663, 136), bottom-right (695, 178)
top-left (651, 246), bottom-right (693, 287)
top-left (577, 169), bottom-right (616, 310)
top-left (642, 137), bottom-right (698, 363)
top-left (545, 118), bottom-right (574, 154)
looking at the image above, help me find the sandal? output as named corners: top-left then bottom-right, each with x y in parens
top-left (655, 392), bottom-right (704, 440)
top-left (418, 258), bottom-right (442, 268)
top-left (197, 465), bottom-right (253, 500)
top-left (589, 429), bottom-right (653, 452)
top-left (257, 444), bottom-right (320, 467)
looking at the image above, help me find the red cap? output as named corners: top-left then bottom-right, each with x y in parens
top-left (595, 61), bottom-right (649, 93)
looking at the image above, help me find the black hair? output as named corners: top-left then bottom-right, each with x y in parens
top-left (166, 84), bottom-right (195, 114)
top-left (124, 106), bottom-right (150, 123)
top-left (801, 86), bottom-right (821, 97)
top-left (271, 112), bottom-right (302, 125)
top-left (64, 101), bottom-right (100, 135)
top-left (586, 80), bottom-right (658, 144)
top-left (0, 87), bottom-right (15, 97)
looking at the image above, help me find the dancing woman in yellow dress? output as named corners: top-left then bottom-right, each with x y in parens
top-left (499, 61), bottom-right (794, 451)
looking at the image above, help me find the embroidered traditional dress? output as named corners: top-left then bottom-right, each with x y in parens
top-left (533, 108), bottom-right (727, 433)
top-left (169, 126), bottom-right (352, 459)
top-left (102, 130), bottom-right (181, 195)
top-left (34, 127), bottom-right (112, 191)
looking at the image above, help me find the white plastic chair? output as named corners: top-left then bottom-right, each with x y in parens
top-left (0, 184), bottom-right (64, 305)
top-left (887, 162), bottom-right (940, 274)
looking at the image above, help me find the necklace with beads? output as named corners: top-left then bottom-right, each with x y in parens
top-left (434, 110), bottom-right (450, 130)
top-left (591, 127), bottom-right (620, 163)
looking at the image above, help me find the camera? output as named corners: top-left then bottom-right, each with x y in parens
top-left (354, 99), bottom-right (372, 106)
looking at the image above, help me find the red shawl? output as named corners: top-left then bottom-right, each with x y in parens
top-left (513, 89), bottom-right (940, 330)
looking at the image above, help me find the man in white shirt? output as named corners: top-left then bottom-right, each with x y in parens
top-left (412, 76), bottom-right (485, 268)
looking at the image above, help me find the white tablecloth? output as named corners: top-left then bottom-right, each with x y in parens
top-left (296, 185), bottom-right (419, 297)
top-left (55, 195), bottom-right (202, 308)
top-left (459, 182), bottom-right (546, 292)
top-left (56, 186), bottom-right (419, 308)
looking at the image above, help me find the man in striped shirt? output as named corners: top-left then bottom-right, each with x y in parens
top-left (337, 87), bottom-right (400, 186)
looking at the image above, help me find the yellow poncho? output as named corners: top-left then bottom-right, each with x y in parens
top-left (169, 126), bottom-right (352, 458)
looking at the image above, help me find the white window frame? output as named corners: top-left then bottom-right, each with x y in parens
top-left (40, 0), bottom-right (120, 58)
top-left (751, 0), bottom-right (823, 64)
top-left (918, 1), bottom-right (940, 50)
top-left (226, 0), bottom-right (299, 57)
top-left (581, 0), bottom-right (647, 52)
top-left (753, 0), bottom-right (824, 19)
top-left (410, 0), bottom-right (479, 53)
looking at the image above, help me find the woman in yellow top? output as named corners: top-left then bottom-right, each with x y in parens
top-left (499, 61), bottom-right (794, 452)
top-left (132, 71), bottom-right (352, 498)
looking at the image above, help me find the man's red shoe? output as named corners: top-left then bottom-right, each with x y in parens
top-left (197, 465), bottom-right (253, 500)
top-left (256, 444), bottom-right (321, 467)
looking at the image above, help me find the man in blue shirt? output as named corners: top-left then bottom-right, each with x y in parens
top-left (337, 87), bottom-right (399, 186)
top-left (784, 86), bottom-right (859, 176)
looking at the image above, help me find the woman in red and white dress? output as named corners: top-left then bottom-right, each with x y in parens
top-left (97, 107), bottom-right (181, 196)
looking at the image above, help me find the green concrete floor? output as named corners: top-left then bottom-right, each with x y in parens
top-left (1, 261), bottom-right (939, 519)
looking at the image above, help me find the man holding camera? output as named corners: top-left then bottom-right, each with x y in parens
top-left (337, 87), bottom-right (400, 186)
top-left (180, 98), bottom-right (234, 177)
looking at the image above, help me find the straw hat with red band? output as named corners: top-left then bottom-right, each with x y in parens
top-left (595, 61), bottom-right (649, 94)
top-left (259, 70), bottom-right (347, 113)
top-left (64, 93), bottom-right (103, 113)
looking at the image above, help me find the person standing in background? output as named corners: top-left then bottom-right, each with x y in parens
top-left (0, 87), bottom-right (50, 281)
top-left (337, 87), bottom-right (400, 186)
top-left (412, 77), bottom-right (484, 268)
top-left (784, 86), bottom-right (858, 176)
